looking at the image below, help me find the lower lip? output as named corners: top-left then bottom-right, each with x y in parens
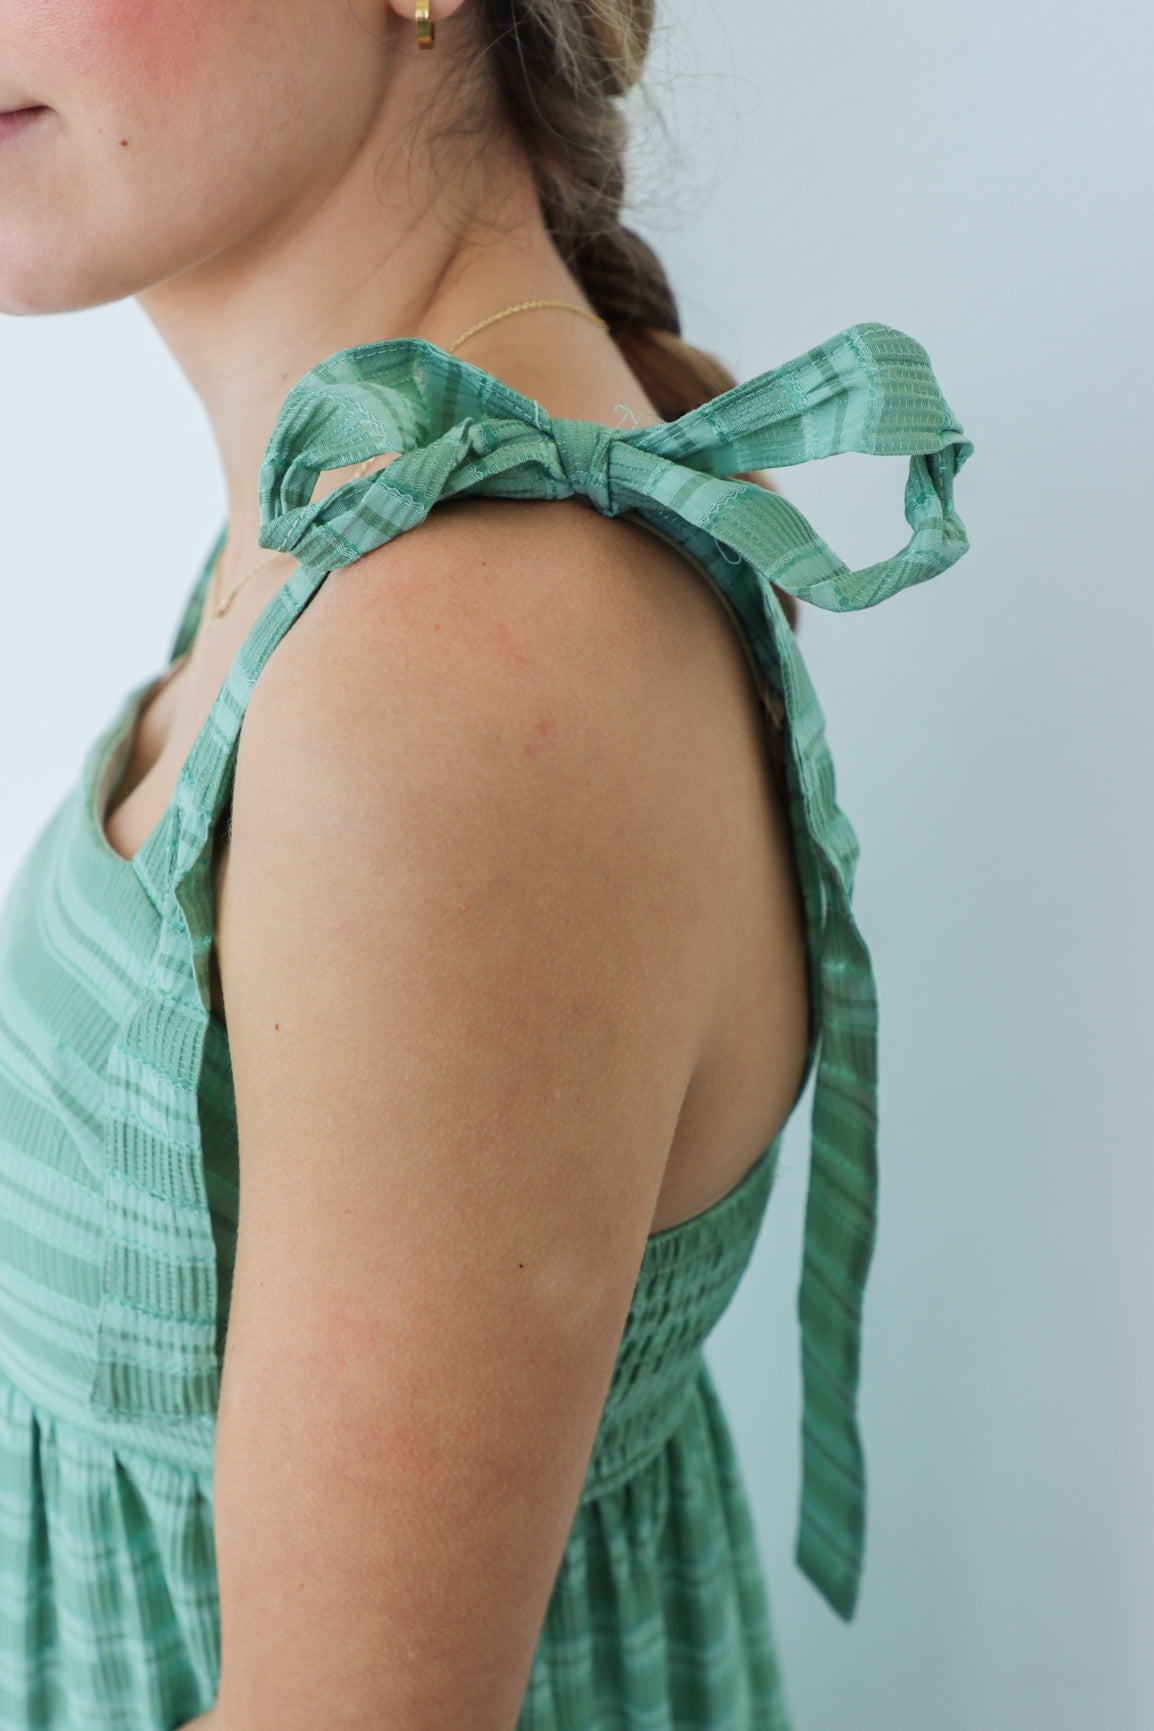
top-left (0, 108), bottom-right (49, 148)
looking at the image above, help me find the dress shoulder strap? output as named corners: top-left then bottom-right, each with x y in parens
top-left (91, 323), bottom-right (972, 1621)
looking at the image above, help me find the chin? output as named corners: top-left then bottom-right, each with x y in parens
top-left (0, 240), bottom-right (153, 317)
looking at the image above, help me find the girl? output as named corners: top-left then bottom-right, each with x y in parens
top-left (0, 2), bottom-right (971, 1726)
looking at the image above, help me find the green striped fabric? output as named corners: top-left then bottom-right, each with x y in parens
top-left (0, 323), bottom-right (970, 1727)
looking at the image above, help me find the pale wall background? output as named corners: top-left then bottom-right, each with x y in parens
top-left (1, 1), bottom-right (1151, 1727)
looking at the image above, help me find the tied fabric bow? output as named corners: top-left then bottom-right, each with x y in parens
top-left (257, 321), bottom-right (970, 616)
top-left (252, 321), bottom-right (972, 1620)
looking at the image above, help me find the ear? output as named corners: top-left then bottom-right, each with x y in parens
top-left (385, 0), bottom-right (473, 25)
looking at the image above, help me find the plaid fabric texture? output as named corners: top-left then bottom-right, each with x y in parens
top-left (0, 324), bottom-right (970, 1727)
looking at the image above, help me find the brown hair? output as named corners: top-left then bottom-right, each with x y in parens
top-left (480, 0), bottom-right (798, 630)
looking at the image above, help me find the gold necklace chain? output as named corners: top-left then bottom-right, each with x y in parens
top-left (447, 299), bottom-right (608, 356)
top-left (209, 547), bottom-right (286, 620)
top-left (208, 303), bottom-right (605, 620)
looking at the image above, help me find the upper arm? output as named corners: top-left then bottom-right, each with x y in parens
top-left (210, 502), bottom-right (722, 1730)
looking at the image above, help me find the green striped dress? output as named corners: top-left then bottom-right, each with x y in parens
top-left (0, 324), bottom-right (970, 1730)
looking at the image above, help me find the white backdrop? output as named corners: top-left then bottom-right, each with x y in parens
top-left (1, 2), bottom-right (1151, 1727)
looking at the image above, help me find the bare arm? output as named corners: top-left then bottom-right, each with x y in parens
top-left (202, 505), bottom-right (728, 1730)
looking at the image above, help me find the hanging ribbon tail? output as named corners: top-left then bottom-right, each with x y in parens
top-left (615, 326), bottom-right (972, 1617)
top-left (790, 899), bottom-right (878, 1621)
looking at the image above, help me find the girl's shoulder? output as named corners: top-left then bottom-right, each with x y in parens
top-left (245, 489), bottom-right (771, 818)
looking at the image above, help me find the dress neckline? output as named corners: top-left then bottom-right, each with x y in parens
top-left (85, 673), bottom-right (172, 880)
top-left (84, 525), bottom-right (224, 880)
top-left (89, 652), bottom-right (194, 867)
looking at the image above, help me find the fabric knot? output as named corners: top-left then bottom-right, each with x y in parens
top-left (549, 418), bottom-right (619, 515)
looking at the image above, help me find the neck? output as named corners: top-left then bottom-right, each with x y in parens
top-left (136, 91), bottom-right (577, 592)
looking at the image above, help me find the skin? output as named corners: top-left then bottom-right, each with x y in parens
top-left (2, 3), bottom-right (811, 1726)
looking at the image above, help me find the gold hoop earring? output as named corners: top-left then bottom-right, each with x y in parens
top-left (416, 1), bottom-right (435, 49)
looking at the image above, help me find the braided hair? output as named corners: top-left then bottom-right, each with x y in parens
top-left (479, 1), bottom-right (796, 626)
top-left (481, 2), bottom-right (725, 407)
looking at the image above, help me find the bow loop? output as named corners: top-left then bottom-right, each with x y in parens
top-left (633, 322), bottom-right (971, 475)
top-left (255, 324), bottom-right (971, 618)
